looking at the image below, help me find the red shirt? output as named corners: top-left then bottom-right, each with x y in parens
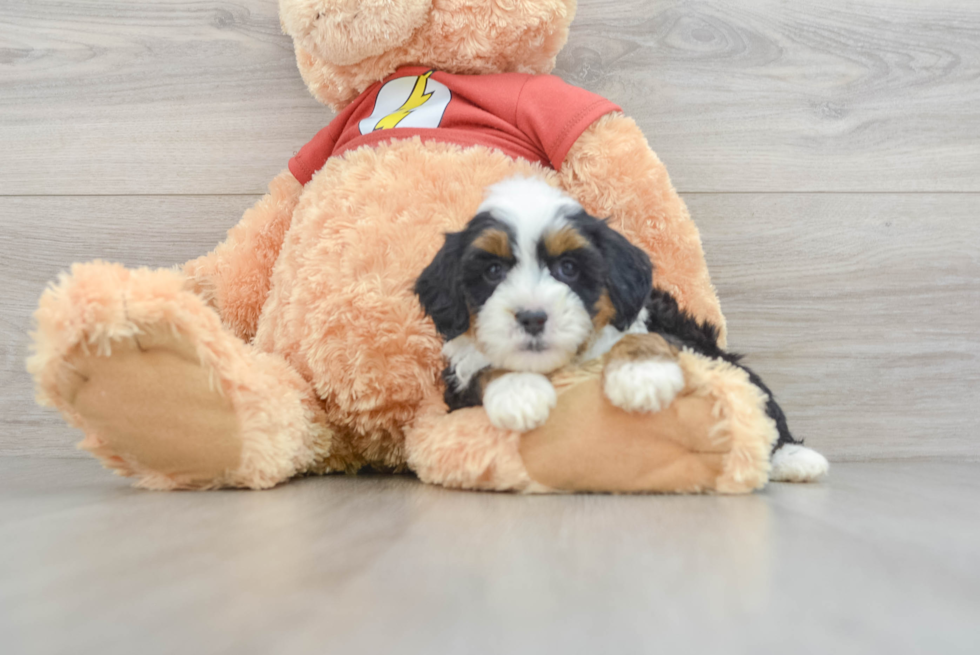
top-left (289, 67), bottom-right (621, 185)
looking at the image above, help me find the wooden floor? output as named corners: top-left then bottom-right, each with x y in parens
top-left (2, 459), bottom-right (979, 654)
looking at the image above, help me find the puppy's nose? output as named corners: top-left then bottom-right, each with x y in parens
top-left (516, 310), bottom-right (548, 336)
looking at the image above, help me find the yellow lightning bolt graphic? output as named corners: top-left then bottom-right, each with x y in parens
top-left (373, 71), bottom-right (435, 131)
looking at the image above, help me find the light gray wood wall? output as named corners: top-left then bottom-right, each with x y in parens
top-left (2, 0), bottom-right (978, 460)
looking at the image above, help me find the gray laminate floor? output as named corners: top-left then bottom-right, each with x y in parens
top-left (1, 459), bottom-right (978, 655)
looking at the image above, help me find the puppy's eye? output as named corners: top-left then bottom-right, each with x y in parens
top-left (484, 262), bottom-right (506, 283)
top-left (554, 259), bottom-right (579, 282)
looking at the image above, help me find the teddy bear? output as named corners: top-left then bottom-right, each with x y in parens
top-left (28, 0), bottom-right (827, 493)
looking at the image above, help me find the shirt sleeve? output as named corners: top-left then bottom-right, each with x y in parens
top-left (288, 115), bottom-right (345, 185)
top-left (515, 75), bottom-right (621, 171)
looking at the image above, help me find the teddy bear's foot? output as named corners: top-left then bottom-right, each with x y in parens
top-left (406, 399), bottom-right (554, 493)
top-left (408, 347), bottom-right (780, 495)
top-left (29, 262), bottom-right (334, 489)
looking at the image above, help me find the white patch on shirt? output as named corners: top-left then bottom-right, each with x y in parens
top-left (359, 72), bottom-right (452, 134)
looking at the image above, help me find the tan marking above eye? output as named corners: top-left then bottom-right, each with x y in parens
top-left (544, 227), bottom-right (590, 257)
top-left (472, 229), bottom-right (512, 258)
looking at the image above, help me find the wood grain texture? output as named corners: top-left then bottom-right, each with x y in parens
top-left (0, 0), bottom-right (327, 195)
top-left (2, 0), bottom-right (979, 194)
top-left (3, 194), bottom-right (977, 460)
top-left (562, 0), bottom-right (980, 192)
top-left (694, 193), bottom-right (980, 461)
top-left (3, 458), bottom-right (980, 654)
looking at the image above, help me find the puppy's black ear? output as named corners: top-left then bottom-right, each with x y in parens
top-left (595, 221), bottom-right (653, 330)
top-left (415, 232), bottom-right (471, 340)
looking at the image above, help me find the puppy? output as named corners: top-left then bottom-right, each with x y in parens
top-left (415, 177), bottom-right (672, 430)
top-left (416, 177), bottom-right (828, 482)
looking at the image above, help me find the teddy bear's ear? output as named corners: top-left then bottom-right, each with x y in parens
top-left (280, 0), bottom-right (432, 66)
top-left (415, 232), bottom-right (471, 341)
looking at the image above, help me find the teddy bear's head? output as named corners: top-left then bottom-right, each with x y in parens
top-left (280, 0), bottom-right (577, 111)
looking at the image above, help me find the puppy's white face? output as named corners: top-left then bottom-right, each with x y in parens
top-left (416, 176), bottom-right (654, 377)
top-left (472, 179), bottom-right (593, 373)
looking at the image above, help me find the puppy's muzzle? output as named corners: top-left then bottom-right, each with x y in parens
top-left (516, 310), bottom-right (548, 336)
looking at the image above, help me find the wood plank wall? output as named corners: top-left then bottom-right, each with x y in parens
top-left (2, 0), bottom-right (978, 460)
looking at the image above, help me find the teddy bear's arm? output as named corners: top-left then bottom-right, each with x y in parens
top-left (183, 169), bottom-right (303, 342)
top-left (559, 112), bottom-right (727, 345)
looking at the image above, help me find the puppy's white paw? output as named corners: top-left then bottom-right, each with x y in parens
top-left (484, 372), bottom-right (556, 432)
top-left (770, 445), bottom-right (829, 482)
top-left (604, 359), bottom-right (684, 413)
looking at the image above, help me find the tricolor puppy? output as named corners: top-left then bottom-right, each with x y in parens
top-left (415, 176), bottom-right (683, 432)
top-left (416, 176), bottom-right (829, 483)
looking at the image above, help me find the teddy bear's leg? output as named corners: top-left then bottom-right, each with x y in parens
top-left (28, 261), bottom-right (335, 490)
top-left (408, 345), bottom-right (777, 494)
top-left (559, 113), bottom-right (727, 345)
top-left (183, 169), bottom-right (302, 342)
top-left (405, 400), bottom-right (554, 493)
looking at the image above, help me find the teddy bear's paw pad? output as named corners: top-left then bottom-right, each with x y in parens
top-left (603, 359), bottom-right (685, 414)
top-left (484, 372), bottom-right (556, 432)
top-left (770, 445), bottom-right (829, 483)
top-left (65, 324), bottom-right (243, 483)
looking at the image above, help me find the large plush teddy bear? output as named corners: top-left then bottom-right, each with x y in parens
top-left (28, 0), bottom-right (824, 493)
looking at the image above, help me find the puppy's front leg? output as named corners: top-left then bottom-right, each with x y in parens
top-left (483, 371), bottom-right (557, 432)
top-left (603, 334), bottom-right (685, 413)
